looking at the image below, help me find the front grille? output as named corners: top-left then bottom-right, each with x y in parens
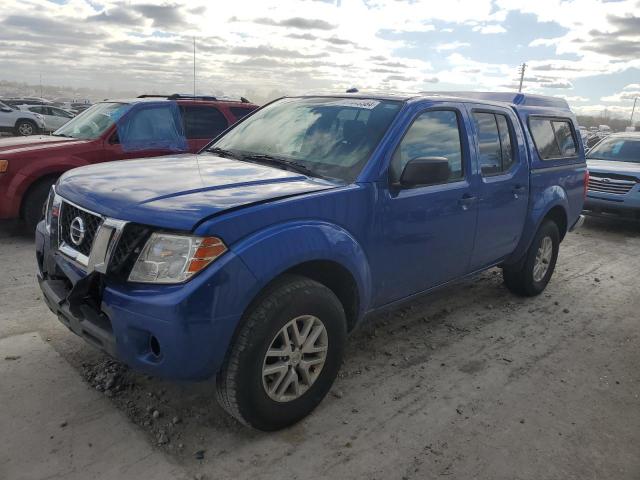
top-left (588, 175), bottom-right (636, 195)
top-left (108, 223), bottom-right (151, 277)
top-left (59, 202), bottom-right (103, 256)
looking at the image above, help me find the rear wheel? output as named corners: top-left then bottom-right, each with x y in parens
top-left (15, 120), bottom-right (37, 136)
top-left (23, 178), bottom-right (56, 232)
top-left (216, 274), bottom-right (347, 431)
top-left (503, 219), bottom-right (560, 296)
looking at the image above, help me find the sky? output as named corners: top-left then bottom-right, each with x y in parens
top-left (0, 0), bottom-right (639, 117)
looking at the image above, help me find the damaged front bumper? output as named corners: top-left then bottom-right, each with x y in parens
top-left (35, 218), bottom-right (253, 381)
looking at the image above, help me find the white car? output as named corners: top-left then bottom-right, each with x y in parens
top-left (0, 101), bottom-right (46, 136)
top-left (18, 105), bottom-right (75, 132)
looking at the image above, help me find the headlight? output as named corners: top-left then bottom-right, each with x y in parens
top-left (128, 233), bottom-right (227, 284)
top-left (44, 188), bottom-right (62, 234)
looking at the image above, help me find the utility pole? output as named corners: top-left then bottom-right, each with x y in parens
top-left (193, 37), bottom-right (196, 98)
top-left (630, 97), bottom-right (638, 127)
top-left (518, 63), bottom-right (527, 93)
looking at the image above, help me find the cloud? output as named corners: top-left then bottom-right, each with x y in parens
top-left (555, 95), bottom-right (590, 102)
top-left (607, 13), bottom-right (640, 36)
top-left (254, 17), bottom-right (336, 30)
top-left (131, 3), bottom-right (188, 29)
top-left (532, 63), bottom-right (582, 72)
top-left (230, 45), bottom-right (324, 59)
top-left (287, 33), bottom-right (318, 40)
top-left (601, 87), bottom-right (640, 102)
top-left (472, 24), bottom-right (507, 34)
top-left (583, 36), bottom-right (640, 60)
top-left (384, 74), bottom-right (415, 82)
top-left (324, 36), bottom-right (358, 46)
top-left (88, 7), bottom-right (142, 26)
top-left (435, 41), bottom-right (470, 51)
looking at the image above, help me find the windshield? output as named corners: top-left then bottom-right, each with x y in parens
top-left (54, 102), bottom-right (129, 140)
top-left (211, 97), bottom-right (402, 182)
top-left (587, 137), bottom-right (640, 164)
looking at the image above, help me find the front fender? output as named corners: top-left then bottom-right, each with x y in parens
top-left (232, 220), bottom-right (372, 321)
top-left (507, 185), bottom-right (569, 264)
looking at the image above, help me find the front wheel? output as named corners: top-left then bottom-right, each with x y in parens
top-left (216, 274), bottom-right (347, 431)
top-left (503, 219), bottom-right (560, 296)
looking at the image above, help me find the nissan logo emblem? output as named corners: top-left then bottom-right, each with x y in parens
top-left (69, 216), bottom-right (86, 246)
top-left (602, 178), bottom-right (611, 183)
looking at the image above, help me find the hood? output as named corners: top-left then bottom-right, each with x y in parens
top-left (56, 153), bottom-right (338, 230)
top-left (0, 135), bottom-right (90, 156)
top-left (587, 159), bottom-right (640, 178)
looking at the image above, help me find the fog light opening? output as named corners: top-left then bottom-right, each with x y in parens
top-left (149, 335), bottom-right (161, 358)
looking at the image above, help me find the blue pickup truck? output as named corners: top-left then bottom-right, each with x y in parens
top-left (36, 91), bottom-right (586, 430)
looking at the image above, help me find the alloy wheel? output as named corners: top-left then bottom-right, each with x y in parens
top-left (262, 315), bottom-right (328, 402)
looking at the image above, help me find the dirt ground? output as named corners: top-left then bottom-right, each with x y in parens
top-left (1, 216), bottom-right (639, 480)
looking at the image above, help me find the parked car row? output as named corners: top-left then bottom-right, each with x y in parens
top-left (0, 93), bottom-right (258, 229)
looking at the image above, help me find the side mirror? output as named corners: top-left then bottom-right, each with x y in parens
top-left (399, 157), bottom-right (451, 187)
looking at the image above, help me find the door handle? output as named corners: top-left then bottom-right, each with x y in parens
top-left (512, 185), bottom-right (526, 198)
top-left (458, 194), bottom-right (477, 210)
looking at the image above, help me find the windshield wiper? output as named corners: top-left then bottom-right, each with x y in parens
top-left (240, 153), bottom-right (320, 178)
top-left (51, 133), bottom-right (71, 138)
top-left (208, 147), bottom-right (240, 159)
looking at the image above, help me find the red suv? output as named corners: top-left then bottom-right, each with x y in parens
top-left (0, 94), bottom-right (258, 229)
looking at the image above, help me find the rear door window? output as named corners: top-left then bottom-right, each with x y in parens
top-left (529, 117), bottom-right (577, 160)
top-left (182, 106), bottom-right (228, 139)
top-left (472, 112), bottom-right (501, 175)
top-left (472, 112), bottom-right (516, 175)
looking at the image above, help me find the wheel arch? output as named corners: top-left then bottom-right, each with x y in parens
top-left (19, 173), bottom-right (60, 218)
top-left (543, 204), bottom-right (568, 241)
top-left (505, 186), bottom-right (570, 266)
top-left (230, 220), bottom-right (372, 332)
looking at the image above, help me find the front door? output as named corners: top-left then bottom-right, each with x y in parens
top-left (374, 106), bottom-right (479, 306)
top-left (102, 103), bottom-right (186, 162)
top-left (466, 105), bottom-right (529, 269)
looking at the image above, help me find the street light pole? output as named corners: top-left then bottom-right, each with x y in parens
top-left (630, 97), bottom-right (638, 127)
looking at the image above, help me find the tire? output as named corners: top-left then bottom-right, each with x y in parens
top-left (503, 219), bottom-right (560, 297)
top-left (216, 274), bottom-right (347, 431)
top-left (23, 178), bottom-right (56, 232)
top-left (14, 119), bottom-right (37, 136)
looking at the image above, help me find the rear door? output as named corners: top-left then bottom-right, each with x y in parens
top-left (181, 105), bottom-right (229, 151)
top-left (466, 104), bottom-right (529, 269)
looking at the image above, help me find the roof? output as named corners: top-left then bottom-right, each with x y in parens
top-left (422, 91), bottom-right (570, 109)
top-left (99, 94), bottom-right (255, 105)
top-left (605, 132), bottom-right (640, 139)
top-left (296, 90), bottom-right (571, 110)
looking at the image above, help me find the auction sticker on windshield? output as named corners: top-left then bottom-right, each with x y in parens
top-left (325, 99), bottom-right (381, 109)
